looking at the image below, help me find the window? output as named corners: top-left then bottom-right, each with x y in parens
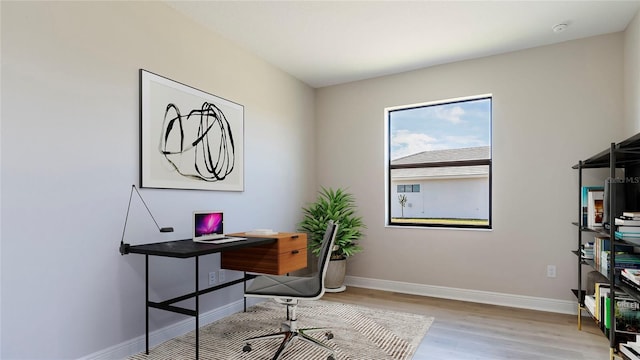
top-left (398, 184), bottom-right (420, 193)
top-left (386, 96), bottom-right (492, 229)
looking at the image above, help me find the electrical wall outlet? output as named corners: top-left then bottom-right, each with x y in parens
top-left (209, 271), bottom-right (217, 285)
top-left (547, 265), bottom-right (557, 278)
top-left (218, 269), bottom-right (226, 283)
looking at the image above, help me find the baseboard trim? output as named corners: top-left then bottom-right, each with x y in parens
top-left (78, 300), bottom-right (248, 360)
top-left (344, 275), bottom-right (576, 315)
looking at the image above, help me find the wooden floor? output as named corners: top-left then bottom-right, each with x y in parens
top-left (322, 287), bottom-right (612, 360)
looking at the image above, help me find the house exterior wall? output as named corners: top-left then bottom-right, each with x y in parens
top-left (391, 177), bottom-right (489, 219)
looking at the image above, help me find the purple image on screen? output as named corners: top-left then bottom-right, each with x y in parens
top-left (195, 213), bottom-right (223, 236)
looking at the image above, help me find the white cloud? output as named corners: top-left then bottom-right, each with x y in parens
top-left (391, 130), bottom-right (439, 159)
top-left (435, 106), bottom-right (465, 124)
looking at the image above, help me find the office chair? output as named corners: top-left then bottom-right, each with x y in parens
top-left (242, 221), bottom-right (339, 360)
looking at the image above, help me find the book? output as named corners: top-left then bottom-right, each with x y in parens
top-left (585, 294), bottom-right (597, 316)
top-left (623, 269), bottom-right (640, 285)
top-left (617, 218), bottom-right (640, 226)
top-left (616, 232), bottom-right (640, 246)
top-left (624, 212), bottom-right (640, 218)
top-left (620, 344), bottom-right (640, 360)
top-left (622, 335), bottom-right (640, 357)
top-left (581, 242), bottom-right (595, 259)
top-left (595, 283), bottom-right (610, 323)
top-left (588, 189), bottom-right (605, 228)
top-left (581, 249), bottom-right (594, 259)
top-left (622, 275), bottom-right (640, 293)
top-left (605, 294), bottom-right (640, 334)
top-left (617, 231), bottom-right (640, 238)
top-left (619, 226), bottom-right (640, 233)
top-left (583, 186), bottom-right (604, 226)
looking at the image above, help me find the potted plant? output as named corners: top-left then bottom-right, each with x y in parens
top-left (299, 187), bottom-right (365, 292)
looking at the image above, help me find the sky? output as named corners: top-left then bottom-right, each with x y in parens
top-left (389, 97), bottom-right (491, 160)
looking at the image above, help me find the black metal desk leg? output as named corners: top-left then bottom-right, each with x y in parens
top-left (243, 271), bottom-right (247, 312)
top-left (145, 254), bottom-right (149, 355)
top-left (195, 256), bottom-right (199, 360)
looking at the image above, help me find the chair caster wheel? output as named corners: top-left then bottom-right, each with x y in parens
top-left (325, 331), bottom-right (334, 340)
top-left (243, 343), bottom-right (252, 352)
top-left (327, 355), bottom-right (335, 360)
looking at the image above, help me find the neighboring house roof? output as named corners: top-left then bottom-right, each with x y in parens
top-left (392, 146), bottom-right (490, 165)
top-left (391, 146), bottom-right (490, 179)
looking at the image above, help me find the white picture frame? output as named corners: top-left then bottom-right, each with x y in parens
top-left (140, 69), bottom-right (244, 191)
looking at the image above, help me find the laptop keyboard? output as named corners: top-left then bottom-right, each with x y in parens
top-left (209, 237), bottom-right (247, 244)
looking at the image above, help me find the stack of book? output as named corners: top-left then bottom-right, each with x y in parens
top-left (621, 337), bottom-right (640, 360)
top-left (616, 212), bottom-right (640, 245)
top-left (581, 242), bottom-right (594, 260)
top-left (622, 269), bottom-right (640, 290)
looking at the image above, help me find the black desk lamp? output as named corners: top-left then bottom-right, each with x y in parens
top-left (120, 184), bottom-right (174, 255)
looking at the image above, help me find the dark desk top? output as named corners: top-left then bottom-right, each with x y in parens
top-left (125, 237), bottom-right (275, 258)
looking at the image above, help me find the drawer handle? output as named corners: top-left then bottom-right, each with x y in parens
top-left (291, 235), bottom-right (299, 239)
top-left (291, 250), bottom-right (300, 254)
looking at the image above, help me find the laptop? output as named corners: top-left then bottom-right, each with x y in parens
top-left (192, 210), bottom-right (246, 244)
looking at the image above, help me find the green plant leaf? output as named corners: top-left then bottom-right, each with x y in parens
top-left (298, 187), bottom-right (366, 258)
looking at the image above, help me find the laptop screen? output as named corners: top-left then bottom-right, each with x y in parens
top-left (193, 211), bottom-right (224, 241)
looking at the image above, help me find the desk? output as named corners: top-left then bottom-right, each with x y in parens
top-left (124, 237), bottom-right (275, 359)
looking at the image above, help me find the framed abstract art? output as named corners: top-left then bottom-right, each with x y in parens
top-left (139, 69), bottom-right (244, 191)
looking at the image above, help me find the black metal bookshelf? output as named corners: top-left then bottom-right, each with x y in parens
top-left (573, 133), bottom-right (640, 360)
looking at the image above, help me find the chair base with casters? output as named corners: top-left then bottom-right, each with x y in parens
top-left (242, 298), bottom-right (336, 360)
top-left (241, 221), bottom-right (339, 360)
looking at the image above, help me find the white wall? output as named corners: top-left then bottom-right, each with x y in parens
top-left (316, 33), bottom-right (624, 300)
top-left (625, 9), bottom-right (640, 133)
top-left (391, 178), bottom-right (489, 219)
top-left (0, 2), bottom-right (315, 359)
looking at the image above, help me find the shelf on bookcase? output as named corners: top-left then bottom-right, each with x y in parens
top-left (572, 222), bottom-right (611, 237)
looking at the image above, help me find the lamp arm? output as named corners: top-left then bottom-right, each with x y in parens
top-left (119, 184), bottom-right (174, 255)
top-left (132, 185), bottom-right (164, 232)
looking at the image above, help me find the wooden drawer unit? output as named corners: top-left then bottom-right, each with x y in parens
top-left (221, 232), bottom-right (307, 275)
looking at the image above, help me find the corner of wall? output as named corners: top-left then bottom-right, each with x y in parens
top-left (624, 8), bottom-right (640, 135)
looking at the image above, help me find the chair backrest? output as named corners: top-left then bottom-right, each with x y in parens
top-left (316, 221), bottom-right (339, 291)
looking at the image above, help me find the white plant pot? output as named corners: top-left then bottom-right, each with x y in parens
top-left (325, 258), bottom-right (347, 292)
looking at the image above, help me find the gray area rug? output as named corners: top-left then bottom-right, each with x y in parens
top-left (130, 300), bottom-right (433, 360)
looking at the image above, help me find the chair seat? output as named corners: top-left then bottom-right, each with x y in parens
top-left (246, 274), bottom-right (321, 298)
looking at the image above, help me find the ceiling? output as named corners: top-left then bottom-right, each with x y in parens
top-left (167, 1), bottom-right (640, 88)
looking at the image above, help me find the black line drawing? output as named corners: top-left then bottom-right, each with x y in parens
top-left (160, 102), bottom-right (236, 182)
